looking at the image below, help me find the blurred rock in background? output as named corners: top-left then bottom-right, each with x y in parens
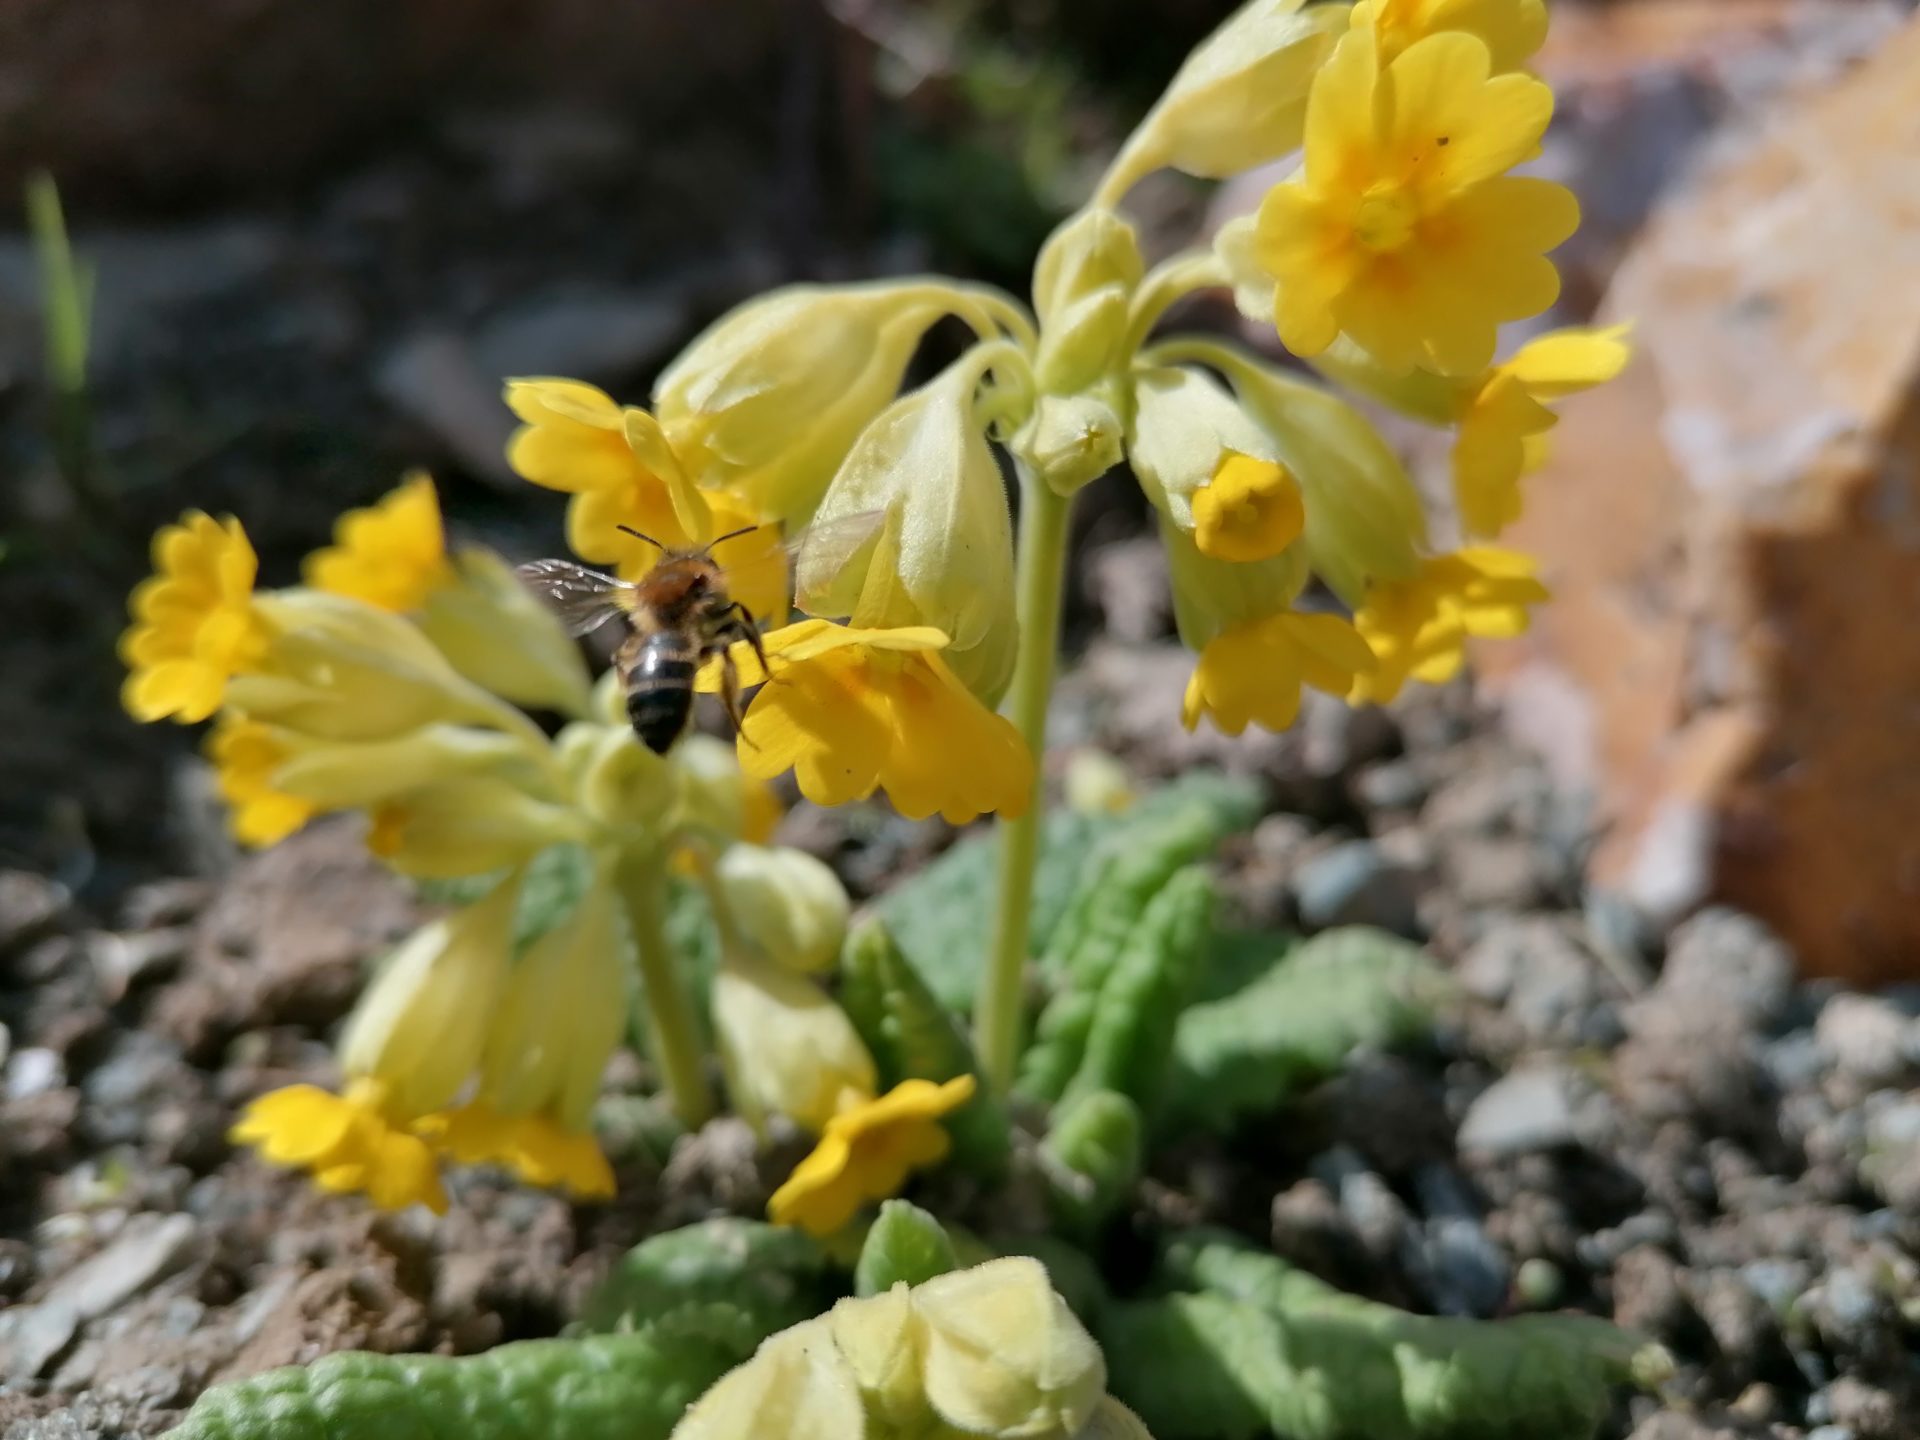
top-left (1483, 11), bottom-right (1920, 983)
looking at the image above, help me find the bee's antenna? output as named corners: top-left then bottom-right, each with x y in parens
top-left (708, 525), bottom-right (759, 547)
top-left (617, 525), bottom-right (665, 550)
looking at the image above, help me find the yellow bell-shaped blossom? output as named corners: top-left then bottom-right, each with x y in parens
top-left (1351, 546), bottom-right (1549, 703)
top-left (1352, 0), bottom-right (1548, 71)
top-left (1451, 325), bottom-right (1632, 538)
top-left (1181, 607), bottom-right (1377, 735)
top-left (230, 591), bottom-right (533, 744)
top-left (712, 950), bottom-right (878, 1136)
top-left (767, 1076), bottom-right (976, 1238)
top-left (1191, 453), bottom-right (1305, 564)
top-left (368, 776), bottom-right (584, 880)
top-left (120, 511), bottom-right (267, 724)
top-left (653, 281), bottom-right (971, 523)
top-left (233, 871), bottom-right (522, 1211)
top-left (230, 1079), bottom-right (447, 1214)
top-left (303, 471), bottom-right (451, 613)
top-left (714, 619), bottom-right (1033, 825)
top-left (337, 870), bottom-right (521, 1118)
top-left (503, 379), bottom-right (788, 623)
top-left (417, 549), bottom-right (595, 716)
top-left (206, 715), bottom-right (316, 847)
top-left (1126, 365), bottom-right (1277, 535)
top-left (798, 348), bottom-right (1019, 703)
top-left (305, 474), bottom-right (594, 713)
top-left (1194, 348), bottom-right (1427, 605)
top-left (713, 844), bottom-right (850, 975)
top-left (424, 881), bottom-right (626, 1200)
top-left (1255, 28), bottom-right (1577, 375)
top-left (1097, 0), bottom-right (1347, 202)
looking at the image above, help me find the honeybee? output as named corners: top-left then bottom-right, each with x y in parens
top-left (517, 513), bottom-right (881, 754)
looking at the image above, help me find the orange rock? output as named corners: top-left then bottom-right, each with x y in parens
top-left (1481, 17), bottom-right (1920, 982)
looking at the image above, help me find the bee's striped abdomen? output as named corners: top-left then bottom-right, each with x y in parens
top-left (626, 631), bottom-right (697, 754)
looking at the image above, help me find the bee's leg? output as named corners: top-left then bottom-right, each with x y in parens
top-left (716, 654), bottom-right (757, 750)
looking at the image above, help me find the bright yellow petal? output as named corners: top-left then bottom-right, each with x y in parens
top-left (740, 649), bottom-right (891, 808)
top-left (1506, 324), bottom-right (1634, 399)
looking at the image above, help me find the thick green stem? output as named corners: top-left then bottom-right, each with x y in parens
top-left (618, 851), bottom-right (714, 1128)
top-left (975, 466), bottom-right (1075, 1094)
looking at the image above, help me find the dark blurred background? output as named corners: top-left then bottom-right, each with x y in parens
top-left (1, 0), bottom-right (1913, 977)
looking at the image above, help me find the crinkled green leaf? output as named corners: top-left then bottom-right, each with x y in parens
top-left (164, 1331), bottom-right (737, 1440)
top-left (838, 916), bottom-right (1010, 1177)
top-left (1020, 865), bottom-right (1215, 1111)
top-left (1165, 926), bottom-right (1449, 1133)
top-left (1104, 1230), bottom-right (1666, 1440)
top-left (1040, 1089), bottom-right (1143, 1240)
top-left (575, 1218), bottom-right (835, 1341)
top-left (855, 1199), bottom-right (960, 1296)
top-left (877, 770), bottom-right (1263, 1011)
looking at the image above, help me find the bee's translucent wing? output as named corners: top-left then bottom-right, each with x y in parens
top-left (515, 558), bottom-right (634, 637)
top-left (789, 508), bottom-right (888, 620)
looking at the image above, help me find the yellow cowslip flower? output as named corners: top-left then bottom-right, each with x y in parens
top-left (503, 378), bottom-right (788, 623)
top-left (1095, 0), bottom-right (1346, 201)
top-left (653, 281), bottom-right (969, 524)
top-left (1255, 28), bottom-right (1577, 376)
top-left (206, 714), bottom-right (316, 847)
top-left (419, 1104), bottom-right (615, 1201)
top-left (1182, 609), bottom-right (1377, 736)
top-left (230, 1078), bottom-right (447, 1213)
top-left (1352, 0), bottom-right (1548, 72)
top-left (1452, 325), bottom-right (1632, 538)
top-left (417, 882), bottom-right (625, 1199)
top-left (119, 511), bottom-right (267, 724)
top-left (797, 349), bottom-right (1020, 704)
top-left (302, 471), bottom-right (451, 613)
top-left (1191, 452), bottom-right (1304, 563)
top-left (1351, 546), bottom-right (1549, 703)
top-left (712, 951), bottom-right (878, 1135)
top-left (767, 1076), bottom-right (976, 1238)
top-left (718, 620), bottom-right (1032, 825)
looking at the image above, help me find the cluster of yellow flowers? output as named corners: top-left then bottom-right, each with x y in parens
top-left (120, 0), bottom-right (1622, 1228)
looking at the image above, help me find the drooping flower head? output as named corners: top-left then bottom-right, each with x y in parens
top-left (120, 512), bottom-right (266, 723)
top-left (1255, 27), bottom-right (1578, 375)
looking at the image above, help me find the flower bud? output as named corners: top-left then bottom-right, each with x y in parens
top-left (655, 281), bottom-right (962, 523)
top-left (915, 1256), bottom-right (1106, 1439)
top-left (714, 844), bottom-right (850, 975)
top-left (338, 870), bottom-right (521, 1118)
top-left (670, 733), bottom-right (783, 848)
top-left (829, 1284), bottom-right (935, 1433)
top-left (1031, 211), bottom-right (1144, 395)
top-left (416, 548), bottom-right (593, 717)
top-left (478, 881), bottom-right (627, 1129)
top-left (671, 1317), bottom-right (865, 1440)
top-left (712, 952), bottom-right (878, 1134)
top-left (798, 349), bottom-right (1018, 703)
top-left (575, 723), bottom-right (677, 833)
top-left (1099, 0), bottom-right (1345, 201)
top-left (1010, 391), bottom-right (1125, 499)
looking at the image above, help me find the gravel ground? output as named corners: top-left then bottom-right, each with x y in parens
top-left (2, 652), bottom-right (1916, 1440)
